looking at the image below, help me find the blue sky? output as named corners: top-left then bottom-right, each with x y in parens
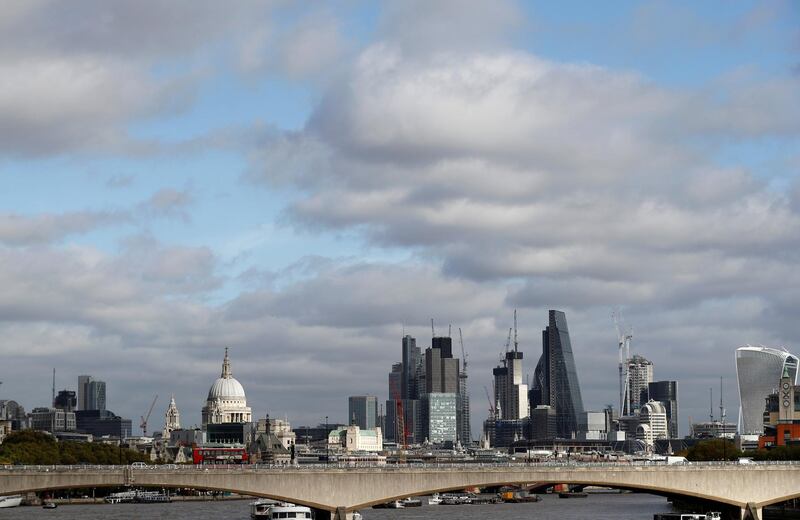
top-left (1, 0), bottom-right (798, 436)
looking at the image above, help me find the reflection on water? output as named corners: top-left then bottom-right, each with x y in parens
top-left (0, 493), bottom-right (674, 520)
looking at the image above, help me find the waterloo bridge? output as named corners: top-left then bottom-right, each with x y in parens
top-left (2, 462), bottom-right (799, 520)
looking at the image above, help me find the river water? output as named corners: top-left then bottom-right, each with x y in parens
top-left (0, 493), bottom-right (675, 519)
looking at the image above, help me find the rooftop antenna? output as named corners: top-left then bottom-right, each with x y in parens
top-left (431, 318), bottom-right (435, 339)
top-left (514, 310), bottom-right (519, 352)
top-left (448, 324), bottom-right (452, 338)
top-left (51, 368), bottom-right (56, 407)
top-left (709, 387), bottom-right (714, 422)
top-left (719, 376), bottom-right (726, 425)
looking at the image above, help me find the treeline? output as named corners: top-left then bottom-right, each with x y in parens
top-left (0, 431), bottom-right (149, 465)
top-left (680, 439), bottom-right (800, 461)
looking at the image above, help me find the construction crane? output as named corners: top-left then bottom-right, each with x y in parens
top-left (484, 386), bottom-right (495, 419)
top-left (502, 327), bottom-right (512, 360)
top-left (459, 328), bottom-right (468, 372)
top-left (431, 318), bottom-right (435, 338)
top-left (140, 394), bottom-right (158, 437)
top-left (613, 311), bottom-right (633, 416)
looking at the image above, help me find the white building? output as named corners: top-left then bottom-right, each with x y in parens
top-left (578, 411), bottom-right (607, 441)
top-left (258, 417), bottom-right (297, 450)
top-left (637, 400), bottom-right (668, 448)
top-left (201, 348), bottom-right (252, 428)
top-left (736, 345), bottom-right (798, 435)
top-left (328, 425), bottom-right (383, 452)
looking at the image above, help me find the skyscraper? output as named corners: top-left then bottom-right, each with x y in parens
top-left (647, 380), bottom-right (678, 438)
top-left (736, 345), bottom-right (799, 435)
top-left (401, 335), bottom-right (421, 400)
top-left (531, 310), bottom-right (585, 438)
top-left (78, 376), bottom-right (106, 412)
top-left (348, 395), bottom-right (378, 429)
top-left (628, 355), bottom-right (653, 414)
top-left (388, 363), bottom-right (402, 401)
top-left (423, 336), bottom-right (459, 443)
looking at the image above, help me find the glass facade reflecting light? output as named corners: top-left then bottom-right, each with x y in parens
top-left (736, 345), bottom-right (798, 435)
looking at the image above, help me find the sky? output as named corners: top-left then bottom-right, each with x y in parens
top-left (1, 0), bottom-right (799, 438)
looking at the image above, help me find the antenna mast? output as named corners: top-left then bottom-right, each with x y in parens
top-left (709, 387), bottom-right (714, 422)
top-left (51, 368), bottom-right (56, 407)
top-left (719, 376), bottom-right (726, 425)
top-left (431, 318), bottom-right (435, 339)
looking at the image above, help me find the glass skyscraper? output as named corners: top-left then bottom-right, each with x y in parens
top-left (348, 395), bottom-right (378, 430)
top-left (426, 393), bottom-right (457, 443)
top-left (531, 310), bottom-right (584, 438)
top-left (736, 345), bottom-right (798, 435)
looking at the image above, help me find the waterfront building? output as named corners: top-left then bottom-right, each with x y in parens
top-left (646, 380), bottom-right (678, 438)
top-left (531, 310), bottom-right (585, 438)
top-left (736, 345), bottom-right (798, 435)
top-left (328, 424), bottom-right (383, 452)
top-left (30, 407), bottom-right (76, 432)
top-left (348, 395), bottom-right (378, 430)
top-left (0, 400), bottom-right (27, 430)
top-left (637, 400), bottom-right (668, 448)
top-left (759, 367), bottom-right (800, 449)
top-left (0, 420), bottom-right (12, 443)
top-left (201, 348), bottom-right (252, 428)
top-left (426, 393), bottom-right (457, 444)
top-left (78, 376), bottom-right (106, 411)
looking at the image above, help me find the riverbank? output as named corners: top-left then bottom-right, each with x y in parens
top-left (24, 494), bottom-right (253, 506)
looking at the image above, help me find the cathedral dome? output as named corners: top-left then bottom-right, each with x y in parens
top-left (207, 376), bottom-right (246, 400)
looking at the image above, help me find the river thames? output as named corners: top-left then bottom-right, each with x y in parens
top-left (0, 493), bottom-right (675, 519)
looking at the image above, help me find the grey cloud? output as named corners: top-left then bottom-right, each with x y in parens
top-left (137, 188), bottom-right (193, 221)
top-left (0, 210), bottom-right (127, 246)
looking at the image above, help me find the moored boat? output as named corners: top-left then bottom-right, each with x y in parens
top-left (0, 495), bottom-right (23, 508)
top-left (427, 493), bottom-right (442, 505)
top-left (251, 502), bottom-right (314, 520)
top-left (558, 491), bottom-right (588, 498)
top-left (400, 497), bottom-right (422, 507)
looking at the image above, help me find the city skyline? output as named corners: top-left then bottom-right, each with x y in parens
top-left (1, 1), bottom-right (798, 438)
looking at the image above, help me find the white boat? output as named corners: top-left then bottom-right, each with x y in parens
top-left (0, 495), bottom-right (23, 508)
top-left (428, 493), bottom-right (442, 505)
top-left (105, 490), bottom-right (138, 504)
top-left (251, 501), bottom-right (314, 520)
top-left (386, 500), bottom-right (405, 509)
top-left (400, 497), bottom-right (422, 507)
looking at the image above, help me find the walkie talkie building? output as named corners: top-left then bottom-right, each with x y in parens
top-left (736, 345), bottom-right (798, 435)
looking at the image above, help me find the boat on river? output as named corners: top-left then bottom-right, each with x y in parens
top-left (0, 495), bottom-right (23, 508)
top-left (250, 501), bottom-right (314, 519)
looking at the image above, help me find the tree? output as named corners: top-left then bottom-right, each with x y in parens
top-left (685, 439), bottom-right (741, 461)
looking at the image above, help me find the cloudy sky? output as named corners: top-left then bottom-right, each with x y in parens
top-left (1, 0), bottom-right (798, 437)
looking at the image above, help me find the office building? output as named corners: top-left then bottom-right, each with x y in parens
top-left (529, 405), bottom-right (557, 440)
top-left (425, 337), bottom-right (459, 394)
top-left (30, 407), bottom-right (76, 432)
top-left (637, 400), bottom-right (668, 448)
top-left (494, 351), bottom-right (529, 421)
top-left (627, 355), bottom-right (653, 414)
top-left (531, 310), bottom-right (585, 438)
top-left (78, 376), bottom-right (106, 411)
top-left (388, 363), bottom-right (402, 401)
top-left (427, 393), bottom-right (457, 444)
top-left (75, 409), bottom-right (132, 438)
top-left (646, 380), bottom-right (678, 438)
top-left (578, 411), bottom-right (608, 441)
top-left (385, 398), bottom-right (421, 445)
top-left (457, 366), bottom-right (471, 446)
top-left (54, 390), bottom-right (77, 412)
top-left (736, 345), bottom-right (798, 435)
top-left (328, 425), bottom-right (383, 452)
top-left (348, 395), bottom-right (378, 429)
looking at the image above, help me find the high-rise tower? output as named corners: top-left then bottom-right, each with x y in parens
top-left (736, 345), bottom-right (798, 435)
top-left (531, 310), bottom-right (584, 438)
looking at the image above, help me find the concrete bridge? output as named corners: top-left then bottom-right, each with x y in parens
top-left (2, 462), bottom-right (799, 520)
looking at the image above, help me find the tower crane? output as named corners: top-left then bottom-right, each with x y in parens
top-left (140, 394), bottom-right (158, 437)
top-left (459, 328), bottom-right (468, 372)
top-left (484, 386), bottom-right (496, 419)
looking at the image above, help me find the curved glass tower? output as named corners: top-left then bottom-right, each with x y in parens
top-left (736, 345), bottom-right (798, 435)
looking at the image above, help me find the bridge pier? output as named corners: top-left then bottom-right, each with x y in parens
top-left (741, 502), bottom-right (761, 520)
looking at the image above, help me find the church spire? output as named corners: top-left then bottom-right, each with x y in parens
top-left (221, 347), bottom-right (232, 378)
